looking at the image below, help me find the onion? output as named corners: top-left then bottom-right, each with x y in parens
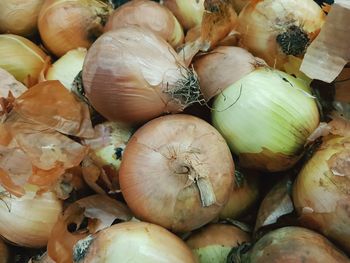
top-left (219, 169), bottom-right (260, 220)
top-left (193, 46), bottom-right (264, 101)
top-left (38, 0), bottom-right (113, 57)
top-left (237, 0), bottom-right (325, 70)
top-left (293, 135), bottom-right (350, 253)
top-left (72, 221), bottom-right (197, 263)
top-left (233, 227), bottom-right (350, 262)
top-left (0, 189), bottom-right (62, 248)
top-left (83, 26), bottom-right (200, 124)
top-left (104, 0), bottom-right (184, 48)
top-left (187, 223), bottom-right (250, 263)
top-left (231, 0), bottom-right (249, 13)
top-left (212, 68), bottom-right (319, 172)
top-left (0, 0), bottom-right (45, 36)
top-left (119, 114), bottom-right (234, 233)
top-left (163, 0), bottom-right (205, 30)
top-left (0, 34), bottom-right (47, 86)
top-left (0, 238), bottom-right (9, 263)
top-left (43, 48), bottom-right (87, 91)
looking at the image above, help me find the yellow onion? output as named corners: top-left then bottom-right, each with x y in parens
top-left (0, 238), bottom-right (9, 263)
top-left (73, 221), bottom-right (197, 263)
top-left (237, 0), bottom-right (325, 70)
top-left (0, 0), bottom-right (45, 36)
top-left (219, 170), bottom-right (260, 220)
top-left (234, 227), bottom-right (350, 262)
top-left (0, 34), bottom-right (47, 86)
top-left (44, 48), bottom-right (87, 91)
top-left (83, 26), bottom-right (200, 124)
top-left (0, 189), bottom-right (62, 248)
top-left (38, 0), bottom-right (113, 57)
top-left (163, 0), bottom-right (205, 30)
top-left (104, 0), bottom-right (184, 48)
top-left (119, 114), bottom-right (234, 233)
top-left (187, 223), bottom-right (250, 263)
top-left (194, 46), bottom-right (264, 101)
top-left (212, 68), bottom-right (319, 172)
top-left (293, 135), bottom-right (350, 253)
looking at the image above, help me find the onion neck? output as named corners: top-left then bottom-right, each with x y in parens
top-left (276, 25), bottom-right (310, 56)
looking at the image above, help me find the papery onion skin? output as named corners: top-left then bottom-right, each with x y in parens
top-left (237, 0), bottom-right (325, 70)
top-left (45, 48), bottom-right (87, 91)
top-left (163, 0), bottom-right (205, 30)
top-left (83, 27), bottom-right (200, 124)
top-left (104, 0), bottom-right (184, 48)
top-left (187, 224), bottom-right (250, 263)
top-left (0, 190), bottom-right (62, 248)
top-left (212, 68), bottom-right (319, 172)
top-left (0, 0), bottom-right (45, 36)
top-left (0, 238), bottom-right (9, 263)
top-left (38, 0), bottom-right (113, 57)
top-left (0, 34), bottom-right (46, 86)
top-left (293, 136), bottom-right (350, 253)
top-left (73, 221), bottom-right (197, 263)
top-left (246, 227), bottom-right (349, 263)
top-left (193, 46), bottom-right (262, 101)
top-left (119, 114), bottom-right (234, 233)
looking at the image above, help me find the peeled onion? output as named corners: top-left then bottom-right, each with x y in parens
top-left (237, 0), bottom-right (325, 70)
top-left (0, 0), bottom-right (45, 36)
top-left (212, 68), bottom-right (319, 172)
top-left (293, 135), bottom-right (350, 253)
top-left (104, 0), bottom-right (184, 48)
top-left (0, 189), bottom-right (62, 248)
top-left (38, 0), bottom-right (113, 57)
top-left (73, 221), bottom-right (197, 263)
top-left (163, 0), bottom-right (205, 30)
top-left (83, 26), bottom-right (200, 124)
top-left (236, 227), bottom-right (349, 262)
top-left (119, 114), bottom-right (234, 233)
top-left (187, 223), bottom-right (250, 263)
top-left (0, 34), bottom-right (47, 86)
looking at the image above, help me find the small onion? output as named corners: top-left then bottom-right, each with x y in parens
top-left (44, 48), bottom-right (87, 91)
top-left (0, 238), bottom-right (9, 263)
top-left (0, 189), bottom-right (62, 248)
top-left (212, 68), bottom-right (319, 172)
top-left (0, 34), bottom-right (47, 86)
top-left (119, 114), bottom-right (234, 233)
top-left (0, 0), bottom-right (45, 36)
top-left (293, 135), bottom-right (350, 253)
top-left (237, 0), bottom-right (325, 70)
top-left (104, 0), bottom-right (184, 48)
top-left (163, 0), bottom-right (205, 30)
top-left (38, 0), bottom-right (113, 57)
top-left (237, 227), bottom-right (350, 262)
top-left (187, 223), bottom-right (250, 263)
top-left (73, 221), bottom-right (197, 263)
top-left (83, 26), bottom-right (200, 124)
top-left (193, 46), bottom-right (264, 101)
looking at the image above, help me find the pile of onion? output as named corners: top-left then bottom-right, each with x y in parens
top-left (83, 26), bottom-right (200, 124)
top-left (293, 135), bottom-right (350, 253)
top-left (119, 114), bottom-right (234, 232)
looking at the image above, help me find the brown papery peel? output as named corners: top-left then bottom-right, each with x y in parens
top-left (301, 0), bottom-right (350, 82)
top-left (47, 195), bottom-right (132, 263)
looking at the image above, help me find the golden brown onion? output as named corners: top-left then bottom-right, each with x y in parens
top-left (163, 0), bottom-right (205, 30)
top-left (72, 221), bottom-right (197, 263)
top-left (187, 223), bottom-right (250, 263)
top-left (83, 26), bottom-right (200, 124)
top-left (293, 135), bottom-right (350, 253)
top-left (0, 189), bottom-right (62, 248)
top-left (119, 114), bottom-right (234, 233)
top-left (38, 0), bottom-right (113, 57)
top-left (104, 0), bottom-right (184, 48)
top-left (0, 34), bottom-right (47, 86)
top-left (237, 0), bottom-right (325, 70)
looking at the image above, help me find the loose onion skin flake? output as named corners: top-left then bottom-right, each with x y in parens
top-left (119, 114), bottom-right (234, 233)
top-left (83, 27), bottom-right (200, 125)
top-left (73, 221), bottom-right (197, 263)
